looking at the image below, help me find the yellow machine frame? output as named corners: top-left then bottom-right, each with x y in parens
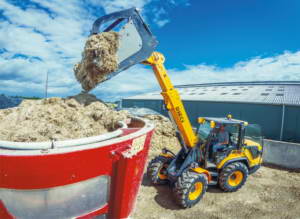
top-left (145, 51), bottom-right (263, 208)
top-left (143, 52), bottom-right (198, 148)
top-left (144, 52), bottom-right (263, 170)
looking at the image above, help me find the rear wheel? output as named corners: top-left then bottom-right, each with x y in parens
top-left (173, 171), bottom-right (208, 208)
top-left (219, 162), bottom-right (248, 192)
top-left (147, 156), bottom-right (172, 185)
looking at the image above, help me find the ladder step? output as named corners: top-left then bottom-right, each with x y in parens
top-left (210, 172), bottom-right (219, 177)
top-left (209, 180), bottom-right (218, 186)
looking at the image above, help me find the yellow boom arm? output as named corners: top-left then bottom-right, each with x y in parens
top-left (143, 52), bottom-right (198, 148)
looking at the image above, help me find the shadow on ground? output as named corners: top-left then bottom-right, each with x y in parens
top-left (141, 173), bottom-right (224, 210)
top-left (207, 186), bottom-right (223, 193)
top-left (141, 173), bottom-right (181, 210)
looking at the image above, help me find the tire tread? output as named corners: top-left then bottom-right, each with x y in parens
top-left (147, 156), bottom-right (171, 185)
top-left (219, 162), bottom-right (249, 192)
top-left (173, 171), bottom-right (208, 208)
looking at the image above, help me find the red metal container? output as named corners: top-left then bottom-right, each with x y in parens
top-left (0, 118), bottom-right (154, 219)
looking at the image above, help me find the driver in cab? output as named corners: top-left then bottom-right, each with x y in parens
top-left (212, 124), bottom-right (229, 153)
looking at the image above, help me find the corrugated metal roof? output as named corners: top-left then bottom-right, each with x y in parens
top-left (124, 81), bottom-right (300, 106)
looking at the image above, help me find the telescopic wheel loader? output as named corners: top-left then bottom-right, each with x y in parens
top-left (92, 8), bottom-right (264, 208)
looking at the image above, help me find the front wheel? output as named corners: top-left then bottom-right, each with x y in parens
top-left (219, 162), bottom-right (249, 192)
top-left (173, 171), bottom-right (208, 208)
top-left (147, 156), bottom-right (172, 185)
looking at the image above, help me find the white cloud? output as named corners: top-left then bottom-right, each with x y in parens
top-left (152, 7), bottom-right (170, 27)
top-left (92, 0), bottom-right (151, 13)
top-left (156, 19), bottom-right (170, 27)
top-left (91, 0), bottom-right (176, 27)
top-left (93, 65), bottom-right (158, 93)
top-left (0, 0), bottom-right (90, 97)
top-left (94, 51), bottom-right (300, 100)
top-left (169, 51), bottom-right (300, 85)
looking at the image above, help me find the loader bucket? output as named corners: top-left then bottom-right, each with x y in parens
top-left (91, 7), bottom-right (158, 80)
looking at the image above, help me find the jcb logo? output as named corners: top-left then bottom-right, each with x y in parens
top-left (175, 106), bottom-right (184, 123)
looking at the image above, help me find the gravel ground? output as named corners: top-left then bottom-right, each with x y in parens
top-left (132, 165), bottom-right (300, 219)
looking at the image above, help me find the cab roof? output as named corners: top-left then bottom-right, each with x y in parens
top-left (203, 117), bottom-right (246, 125)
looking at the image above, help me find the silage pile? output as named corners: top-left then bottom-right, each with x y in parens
top-left (74, 32), bottom-right (119, 91)
top-left (0, 93), bottom-right (129, 142)
top-left (143, 115), bottom-right (181, 155)
top-left (0, 92), bottom-right (179, 155)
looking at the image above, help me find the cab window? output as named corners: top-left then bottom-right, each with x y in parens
top-left (224, 125), bottom-right (239, 145)
top-left (197, 121), bottom-right (212, 140)
top-left (245, 124), bottom-right (263, 145)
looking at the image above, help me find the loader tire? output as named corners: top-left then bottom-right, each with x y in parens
top-left (147, 156), bottom-right (172, 185)
top-left (219, 162), bottom-right (248, 192)
top-left (173, 171), bottom-right (208, 208)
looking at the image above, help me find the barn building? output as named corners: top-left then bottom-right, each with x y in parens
top-left (122, 81), bottom-right (300, 143)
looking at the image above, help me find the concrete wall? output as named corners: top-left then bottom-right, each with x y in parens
top-left (263, 139), bottom-right (300, 169)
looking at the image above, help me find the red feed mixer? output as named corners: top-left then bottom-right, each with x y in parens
top-left (0, 118), bottom-right (154, 219)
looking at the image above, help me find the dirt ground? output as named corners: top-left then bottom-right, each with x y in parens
top-left (132, 164), bottom-right (300, 219)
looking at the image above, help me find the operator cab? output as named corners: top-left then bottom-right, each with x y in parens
top-left (197, 115), bottom-right (262, 165)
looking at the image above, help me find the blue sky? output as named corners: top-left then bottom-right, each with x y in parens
top-left (0, 0), bottom-right (300, 101)
top-left (157, 0), bottom-right (300, 68)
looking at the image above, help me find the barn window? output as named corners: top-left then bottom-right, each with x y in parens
top-left (261, 93), bottom-right (269, 96)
